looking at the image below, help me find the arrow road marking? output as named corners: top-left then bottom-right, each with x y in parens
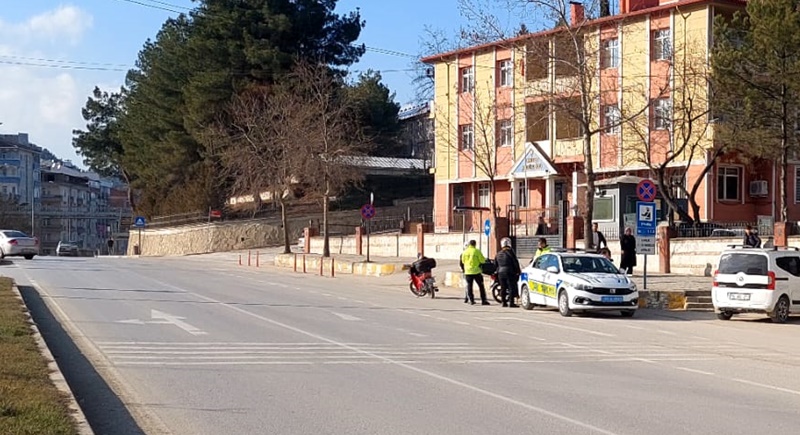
top-left (116, 309), bottom-right (207, 336)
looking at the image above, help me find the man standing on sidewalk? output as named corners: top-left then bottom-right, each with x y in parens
top-left (460, 240), bottom-right (489, 305)
top-left (496, 238), bottom-right (520, 308)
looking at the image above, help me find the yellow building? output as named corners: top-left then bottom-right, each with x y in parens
top-left (422, 0), bottom-right (776, 250)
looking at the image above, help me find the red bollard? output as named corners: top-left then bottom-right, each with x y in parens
top-left (293, 254), bottom-right (298, 272)
top-left (256, 251), bottom-right (260, 267)
top-left (238, 254), bottom-right (242, 266)
top-left (331, 257), bottom-right (335, 278)
top-left (319, 257), bottom-right (323, 276)
top-left (248, 251), bottom-right (252, 267)
top-left (302, 255), bottom-right (306, 273)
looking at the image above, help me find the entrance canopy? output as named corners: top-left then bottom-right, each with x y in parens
top-left (509, 142), bottom-right (558, 180)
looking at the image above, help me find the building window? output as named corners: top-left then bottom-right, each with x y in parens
top-left (460, 66), bottom-right (474, 93)
top-left (593, 196), bottom-right (614, 221)
top-left (516, 182), bottom-right (528, 208)
top-left (653, 98), bottom-right (671, 130)
top-left (671, 175), bottom-right (686, 199)
top-left (498, 60), bottom-right (513, 87)
top-left (460, 124), bottom-right (474, 150)
top-left (796, 167), bottom-right (800, 203)
top-left (717, 166), bottom-right (740, 201)
top-left (498, 120), bottom-right (513, 147)
top-left (652, 29), bottom-right (671, 61)
top-left (603, 104), bottom-right (621, 134)
top-left (601, 38), bottom-right (620, 68)
top-left (453, 184), bottom-right (465, 207)
top-left (478, 182), bottom-right (490, 208)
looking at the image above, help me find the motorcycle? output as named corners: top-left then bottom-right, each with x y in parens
top-left (405, 257), bottom-right (438, 298)
top-left (490, 273), bottom-right (503, 304)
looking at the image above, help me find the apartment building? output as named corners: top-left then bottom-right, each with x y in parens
top-left (422, 0), bottom-right (769, 239)
top-left (40, 160), bottom-right (129, 254)
top-left (0, 133), bottom-right (41, 211)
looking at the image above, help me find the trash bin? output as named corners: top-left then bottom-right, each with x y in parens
top-left (133, 245), bottom-right (141, 255)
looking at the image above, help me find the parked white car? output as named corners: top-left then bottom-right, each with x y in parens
top-left (712, 246), bottom-right (800, 323)
top-left (518, 251), bottom-right (639, 317)
top-left (0, 230), bottom-right (39, 260)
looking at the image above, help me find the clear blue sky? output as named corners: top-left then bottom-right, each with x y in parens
top-left (0, 0), bottom-right (469, 167)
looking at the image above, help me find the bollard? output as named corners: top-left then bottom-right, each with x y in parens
top-left (293, 254), bottom-right (298, 272)
top-left (302, 255), bottom-right (306, 273)
top-left (238, 254), bottom-right (242, 266)
top-left (256, 251), bottom-right (260, 267)
top-left (248, 251), bottom-right (252, 267)
top-left (331, 257), bottom-right (335, 278)
top-left (319, 257), bottom-right (323, 276)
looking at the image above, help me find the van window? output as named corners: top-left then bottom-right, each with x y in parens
top-left (718, 253), bottom-right (768, 276)
top-left (775, 256), bottom-right (800, 277)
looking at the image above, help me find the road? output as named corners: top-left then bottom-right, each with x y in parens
top-left (4, 254), bottom-right (800, 435)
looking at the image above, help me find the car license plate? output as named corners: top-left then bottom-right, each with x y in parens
top-left (728, 292), bottom-right (750, 301)
top-left (601, 296), bottom-right (623, 303)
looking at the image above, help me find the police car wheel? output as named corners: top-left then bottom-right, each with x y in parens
top-left (558, 291), bottom-right (572, 317)
top-left (520, 285), bottom-right (534, 311)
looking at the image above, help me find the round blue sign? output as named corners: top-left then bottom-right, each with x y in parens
top-left (360, 204), bottom-right (376, 220)
top-left (484, 219), bottom-right (491, 236)
top-left (636, 180), bottom-right (657, 202)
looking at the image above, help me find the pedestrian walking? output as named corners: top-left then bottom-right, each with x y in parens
top-left (591, 222), bottom-right (608, 252)
top-left (743, 225), bottom-right (762, 248)
top-left (535, 215), bottom-right (548, 235)
top-left (496, 237), bottom-right (521, 308)
top-left (620, 227), bottom-right (637, 275)
top-left (460, 240), bottom-right (489, 305)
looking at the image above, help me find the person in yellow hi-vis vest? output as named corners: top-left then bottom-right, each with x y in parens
top-left (533, 237), bottom-right (551, 261)
top-left (460, 240), bottom-right (489, 305)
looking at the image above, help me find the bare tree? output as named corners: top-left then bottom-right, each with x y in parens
top-left (520, 0), bottom-right (656, 249)
top-left (209, 84), bottom-right (312, 254)
top-left (290, 61), bottom-right (371, 258)
top-left (623, 47), bottom-right (722, 225)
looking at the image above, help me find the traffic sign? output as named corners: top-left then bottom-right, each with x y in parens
top-left (636, 201), bottom-right (656, 236)
top-left (637, 235), bottom-right (656, 255)
top-left (636, 179), bottom-right (657, 202)
top-left (360, 204), bottom-right (376, 220)
top-left (133, 216), bottom-right (146, 228)
top-left (483, 219), bottom-right (491, 236)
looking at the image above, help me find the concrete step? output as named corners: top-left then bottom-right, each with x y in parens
top-left (686, 296), bottom-right (713, 304)
top-left (685, 302), bottom-right (714, 311)
top-left (684, 289), bottom-right (712, 297)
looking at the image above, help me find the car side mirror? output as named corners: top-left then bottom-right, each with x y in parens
top-left (546, 266), bottom-right (559, 274)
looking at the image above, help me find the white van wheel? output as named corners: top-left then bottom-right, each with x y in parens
top-left (716, 311), bottom-right (733, 321)
top-left (770, 296), bottom-right (790, 324)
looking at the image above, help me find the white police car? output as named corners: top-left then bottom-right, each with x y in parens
top-left (518, 251), bottom-right (639, 317)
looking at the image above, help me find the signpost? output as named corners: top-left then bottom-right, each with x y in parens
top-left (483, 219), bottom-right (491, 258)
top-left (635, 180), bottom-right (657, 289)
top-left (361, 202), bottom-right (376, 263)
top-left (133, 216), bottom-right (146, 256)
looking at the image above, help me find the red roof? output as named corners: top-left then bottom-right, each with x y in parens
top-left (421, 0), bottom-right (746, 64)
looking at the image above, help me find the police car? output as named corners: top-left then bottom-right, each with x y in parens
top-left (518, 250), bottom-right (639, 317)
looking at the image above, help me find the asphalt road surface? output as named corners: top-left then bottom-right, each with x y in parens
top-left (4, 254), bottom-right (800, 435)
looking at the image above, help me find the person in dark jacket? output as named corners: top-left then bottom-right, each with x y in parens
top-left (496, 237), bottom-right (521, 308)
top-left (620, 227), bottom-right (637, 275)
top-left (743, 225), bottom-right (762, 248)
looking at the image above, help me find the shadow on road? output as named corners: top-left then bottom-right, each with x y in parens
top-left (18, 286), bottom-right (147, 435)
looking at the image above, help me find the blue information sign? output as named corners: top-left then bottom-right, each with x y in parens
top-left (636, 202), bottom-right (656, 236)
top-left (133, 216), bottom-right (146, 228)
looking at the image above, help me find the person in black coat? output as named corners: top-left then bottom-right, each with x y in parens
top-left (496, 237), bottom-right (521, 308)
top-left (620, 227), bottom-right (637, 275)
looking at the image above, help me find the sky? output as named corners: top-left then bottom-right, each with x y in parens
top-left (0, 0), bottom-right (472, 169)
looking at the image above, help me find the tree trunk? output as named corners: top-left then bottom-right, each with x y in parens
top-left (322, 177), bottom-right (331, 258)
top-left (583, 133), bottom-right (595, 250)
top-left (280, 196), bottom-right (291, 254)
top-left (121, 170), bottom-right (136, 213)
top-left (781, 142), bottom-right (788, 223)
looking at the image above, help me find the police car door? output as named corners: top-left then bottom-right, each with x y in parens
top-left (539, 254), bottom-right (561, 306)
top-left (525, 255), bottom-right (549, 305)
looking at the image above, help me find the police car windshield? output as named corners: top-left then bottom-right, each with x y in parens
top-left (561, 256), bottom-right (619, 274)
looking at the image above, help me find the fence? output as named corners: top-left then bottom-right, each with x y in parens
top-left (673, 221), bottom-right (774, 238)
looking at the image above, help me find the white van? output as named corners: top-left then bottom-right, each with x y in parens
top-left (712, 246), bottom-right (800, 323)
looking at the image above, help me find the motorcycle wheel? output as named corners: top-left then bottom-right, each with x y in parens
top-left (492, 282), bottom-right (503, 304)
top-left (409, 282), bottom-right (425, 297)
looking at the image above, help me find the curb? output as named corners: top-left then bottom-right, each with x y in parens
top-left (274, 253), bottom-right (402, 277)
top-left (10, 282), bottom-right (94, 435)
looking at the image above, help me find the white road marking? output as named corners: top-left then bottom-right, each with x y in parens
top-left (730, 378), bottom-right (800, 397)
top-left (137, 276), bottom-right (622, 435)
top-left (497, 317), bottom-right (615, 337)
top-left (408, 332), bottom-right (427, 337)
top-left (151, 309), bottom-right (208, 336)
top-left (453, 321), bottom-right (471, 326)
top-left (675, 367), bottom-right (715, 376)
top-left (337, 297), bottom-right (348, 301)
top-left (330, 312), bottom-right (361, 321)
top-left (502, 331), bottom-right (518, 336)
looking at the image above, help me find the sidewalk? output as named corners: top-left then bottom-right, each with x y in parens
top-left (273, 252), bottom-right (711, 309)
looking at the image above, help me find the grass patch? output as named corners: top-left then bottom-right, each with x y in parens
top-left (0, 277), bottom-right (78, 435)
